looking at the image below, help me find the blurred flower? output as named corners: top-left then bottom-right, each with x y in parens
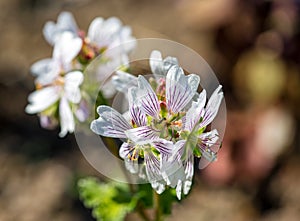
top-left (26, 11), bottom-right (136, 137)
top-left (26, 71), bottom-right (83, 137)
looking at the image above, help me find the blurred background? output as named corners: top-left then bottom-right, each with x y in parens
top-left (0, 0), bottom-right (300, 220)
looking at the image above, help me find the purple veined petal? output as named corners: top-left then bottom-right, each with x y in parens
top-left (25, 86), bottom-right (60, 114)
top-left (119, 142), bottom-right (132, 159)
top-left (124, 158), bottom-right (139, 174)
top-left (125, 126), bottom-right (159, 144)
top-left (150, 50), bottom-right (164, 78)
top-left (128, 87), bottom-right (146, 126)
top-left (144, 150), bottom-right (165, 193)
top-left (53, 32), bottom-right (82, 69)
top-left (184, 153), bottom-right (194, 181)
top-left (120, 142), bottom-right (140, 174)
top-left (171, 140), bottom-right (186, 163)
top-left (199, 129), bottom-right (219, 148)
top-left (152, 139), bottom-right (173, 160)
top-left (59, 96), bottom-right (75, 137)
top-left (64, 71), bottom-right (84, 104)
top-left (90, 105), bottom-right (132, 138)
top-left (198, 129), bottom-right (220, 169)
top-left (200, 85), bottom-right (223, 128)
top-left (112, 70), bottom-right (138, 94)
top-left (131, 76), bottom-right (160, 118)
top-left (166, 65), bottom-right (200, 113)
top-left (160, 139), bottom-right (185, 188)
top-left (43, 11), bottom-right (78, 45)
top-left (184, 89), bottom-right (207, 131)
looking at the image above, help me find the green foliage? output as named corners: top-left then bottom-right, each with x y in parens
top-left (159, 187), bottom-right (178, 215)
top-left (78, 177), bottom-right (137, 221)
top-left (137, 184), bottom-right (177, 215)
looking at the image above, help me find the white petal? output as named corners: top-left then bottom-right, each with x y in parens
top-left (43, 21), bottom-right (56, 45)
top-left (144, 150), bottom-right (165, 190)
top-left (183, 180), bottom-right (192, 195)
top-left (161, 157), bottom-right (185, 188)
top-left (53, 32), bottom-right (82, 68)
top-left (176, 179), bottom-right (182, 200)
top-left (184, 89), bottom-right (207, 131)
top-left (200, 85), bottom-right (223, 128)
top-left (184, 154), bottom-right (194, 181)
top-left (151, 181), bottom-right (166, 194)
top-left (199, 129), bottom-right (219, 147)
top-left (112, 70), bottom-right (138, 94)
top-left (89, 17), bottom-right (122, 48)
top-left (30, 58), bottom-right (53, 76)
top-left (101, 80), bottom-right (117, 99)
top-left (166, 66), bottom-right (200, 113)
top-left (43, 11), bottom-right (78, 45)
top-left (25, 86), bottom-right (60, 114)
top-left (64, 71), bottom-right (83, 103)
top-left (87, 17), bottom-right (104, 43)
top-left (90, 106), bottom-right (131, 138)
top-left (150, 50), bottom-right (164, 77)
top-left (119, 142), bottom-right (131, 159)
top-left (59, 97), bottom-right (75, 137)
top-left (163, 56), bottom-right (178, 73)
top-left (128, 87), bottom-right (146, 127)
top-left (198, 129), bottom-right (219, 169)
top-left (131, 76), bottom-right (160, 118)
top-left (125, 126), bottom-right (159, 144)
top-left (124, 158), bottom-right (139, 174)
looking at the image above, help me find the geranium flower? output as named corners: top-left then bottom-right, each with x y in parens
top-left (43, 11), bottom-right (135, 65)
top-left (30, 31), bottom-right (83, 86)
top-left (26, 31), bottom-right (84, 137)
top-left (26, 71), bottom-right (83, 137)
top-left (91, 65), bottom-right (202, 197)
top-left (111, 50), bottom-right (178, 94)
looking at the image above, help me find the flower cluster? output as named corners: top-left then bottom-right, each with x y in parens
top-left (26, 12), bottom-right (135, 137)
top-left (91, 51), bottom-right (223, 199)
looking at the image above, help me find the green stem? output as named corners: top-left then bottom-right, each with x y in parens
top-left (154, 190), bottom-right (163, 221)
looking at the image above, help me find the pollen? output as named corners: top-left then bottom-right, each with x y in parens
top-left (54, 76), bottom-right (65, 86)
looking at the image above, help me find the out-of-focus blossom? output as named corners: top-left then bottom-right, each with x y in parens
top-left (26, 11), bottom-right (136, 137)
top-left (26, 71), bottom-right (83, 137)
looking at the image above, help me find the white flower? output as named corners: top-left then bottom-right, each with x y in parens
top-left (91, 51), bottom-right (224, 200)
top-left (91, 66), bottom-right (200, 198)
top-left (150, 50), bottom-right (178, 79)
top-left (43, 11), bottom-right (79, 46)
top-left (31, 31), bottom-right (82, 86)
top-left (26, 71), bottom-right (84, 137)
top-left (90, 105), bottom-right (170, 193)
top-left (43, 11), bottom-right (135, 67)
top-left (88, 17), bottom-right (135, 54)
top-left (111, 50), bottom-right (179, 94)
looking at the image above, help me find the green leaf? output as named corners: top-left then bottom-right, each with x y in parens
top-left (137, 183), bottom-right (153, 208)
top-left (159, 188), bottom-right (177, 215)
top-left (78, 177), bottom-right (137, 221)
